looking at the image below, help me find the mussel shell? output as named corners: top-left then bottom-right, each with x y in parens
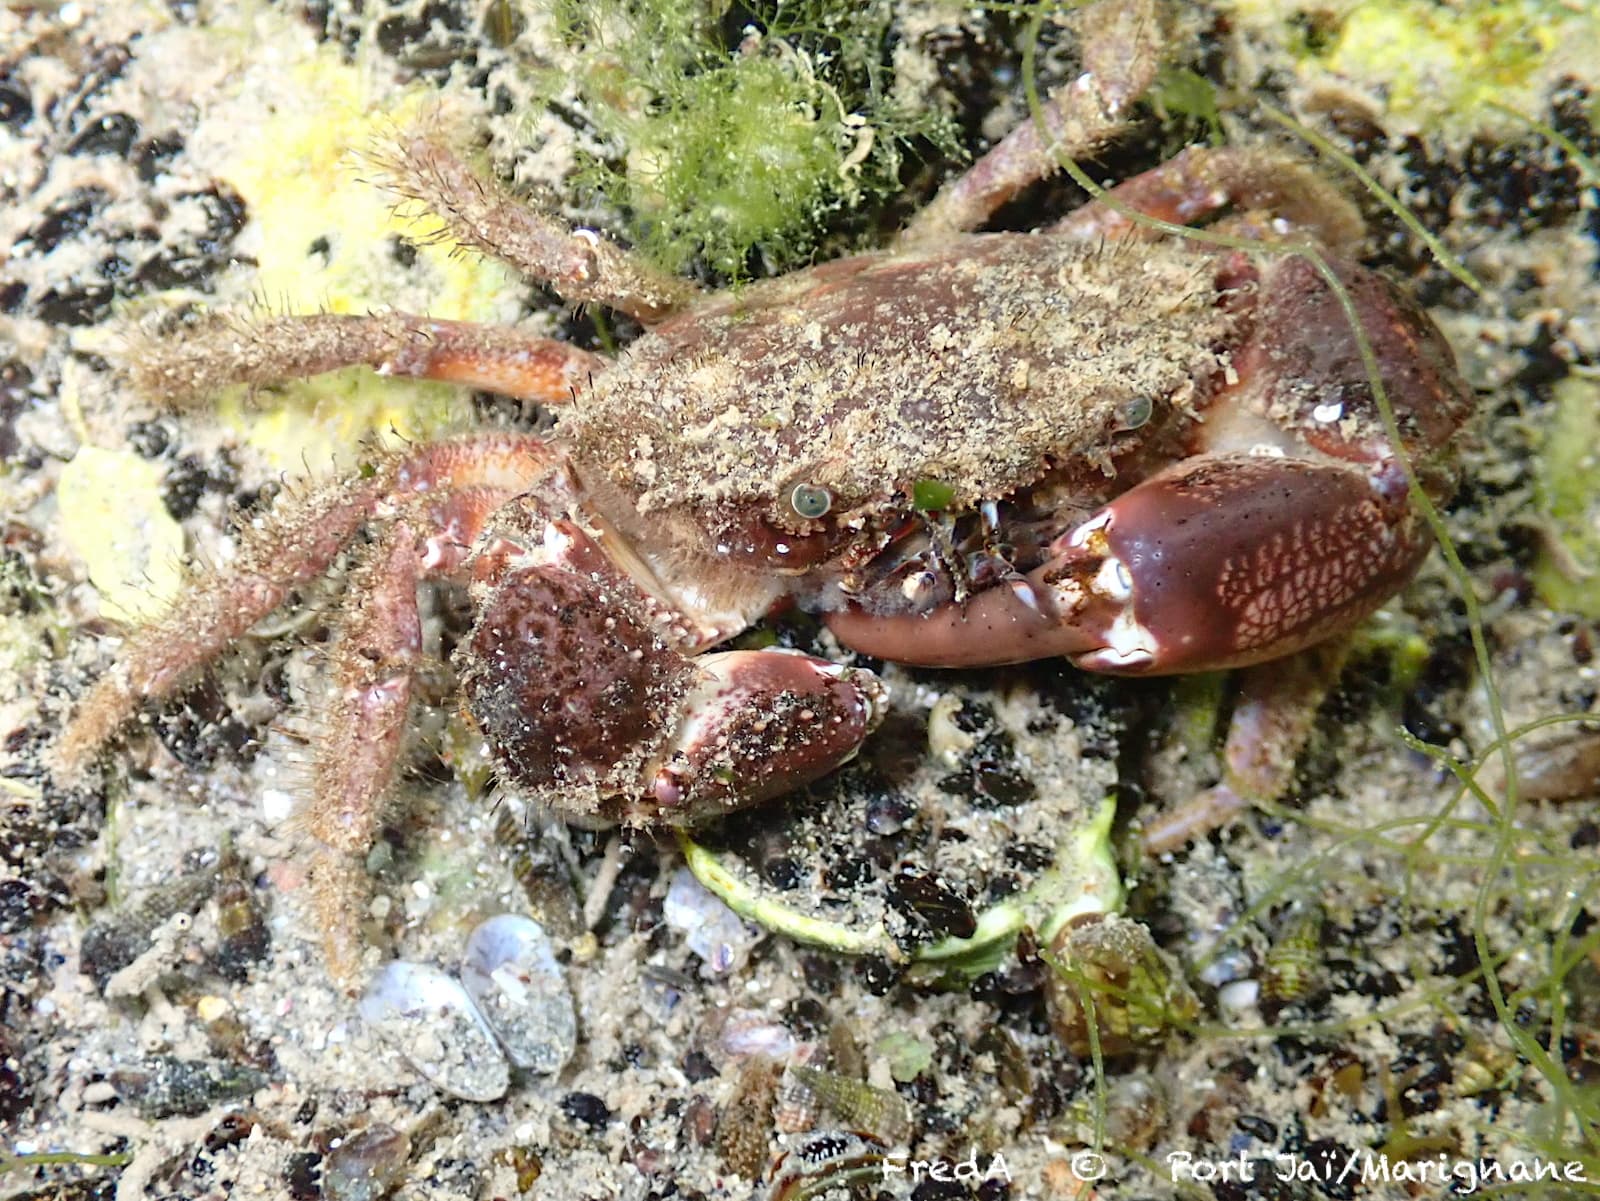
top-left (358, 961), bottom-right (510, 1101)
top-left (459, 914), bottom-right (577, 1074)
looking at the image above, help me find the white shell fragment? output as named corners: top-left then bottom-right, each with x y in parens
top-left (460, 915), bottom-right (577, 1074)
top-left (664, 867), bottom-right (761, 974)
top-left (358, 961), bottom-right (510, 1102)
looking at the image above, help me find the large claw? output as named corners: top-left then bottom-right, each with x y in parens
top-left (459, 520), bottom-right (885, 826)
top-left (826, 453), bottom-right (1428, 675)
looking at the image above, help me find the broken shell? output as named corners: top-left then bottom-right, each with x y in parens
top-left (358, 962), bottom-right (510, 1102)
top-left (927, 693), bottom-right (977, 766)
top-left (770, 1131), bottom-right (892, 1201)
top-left (459, 914), bottom-right (576, 1074)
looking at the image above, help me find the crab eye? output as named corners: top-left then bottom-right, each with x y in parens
top-left (789, 483), bottom-right (833, 520)
top-left (1116, 395), bottom-right (1154, 432)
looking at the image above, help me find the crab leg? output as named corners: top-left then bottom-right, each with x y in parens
top-left (55, 433), bottom-right (560, 775)
top-left (1140, 639), bottom-right (1351, 855)
top-left (309, 456), bottom-right (586, 985)
top-left (55, 470), bottom-right (386, 774)
top-left (59, 433), bottom-right (565, 984)
top-left (899, 0), bottom-right (1167, 243)
top-left (130, 311), bottom-right (606, 408)
top-left (306, 521), bottom-right (423, 984)
top-left (1046, 145), bottom-right (1364, 254)
top-left (374, 134), bottom-right (700, 323)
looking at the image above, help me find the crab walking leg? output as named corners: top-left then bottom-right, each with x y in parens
top-left (55, 471), bottom-right (386, 775)
top-left (899, 0), bottom-right (1167, 243)
top-left (825, 454), bottom-right (1429, 674)
top-left (305, 522), bottom-right (423, 985)
top-left (373, 134), bottom-right (700, 323)
top-left (1045, 146), bottom-right (1365, 255)
top-left (1140, 639), bottom-right (1351, 855)
top-left (307, 461), bottom-right (571, 984)
top-left (56, 433), bottom-right (562, 775)
top-left (129, 311), bottom-right (606, 408)
top-left (460, 520), bottom-right (886, 828)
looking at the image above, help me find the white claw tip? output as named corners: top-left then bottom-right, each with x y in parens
top-left (1009, 579), bottom-right (1042, 614)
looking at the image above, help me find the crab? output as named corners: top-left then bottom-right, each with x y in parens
top-left (56, 0), bottom-right (1473, 981)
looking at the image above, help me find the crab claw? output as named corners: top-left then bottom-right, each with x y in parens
top-left (459, 519), bottom-right (884, 826)
top-left (826, 454), bottom-right (1429, 675)
top-left (644, 650), bottom-right (887, 823)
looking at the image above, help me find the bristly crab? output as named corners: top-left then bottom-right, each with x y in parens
top-left (56, 0), bottom-right (1474, 981)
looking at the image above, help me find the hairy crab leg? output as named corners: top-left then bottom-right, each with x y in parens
top-left (306, 521), bottom-right (423, 985)
top-left (1045, 145), bottom-right (1365, 255)
top-left (899, 0), bottom-right (1167, 243)
top-left (129, 311), bottom-right (606, 408)
top-left (55, 433), bottom-right (559, 776)
top-left (308, 456), bottom-right (583, 985)
top-left (372, 134), bottom-right (700, 323)
top-left (55, 469), bottom-right (386, 775)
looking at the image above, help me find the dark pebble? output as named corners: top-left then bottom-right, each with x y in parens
top-left (887, 868), bottom-right (976, 940)
top-left (855, 955), bottom-right (900, 996)
top-left (682, 1049), bottom-right (717, 1082)
top-left (284, 1151), bottom-right (322, 1200)
top-left (561, 1091), bottom-right (612, 1130)
top-left (0, 79), bottom-right (31, 128)
top-left (34, 283), bottom-right (115, 327)
top-left (761, 855), bottom-right (802, 890)
top-left (1235, 1112), bottom-right (1278, 1142)
top-left (23, 189), bottom-right (110, 255)
top-left (134, 134), bottom-right (184, 181)
top-left (67, 113), bottom-right (139, 157)
top-left (202, 1111), bottom-right (258, 1153)
top-left (126, 419), bottom-right (172, 459)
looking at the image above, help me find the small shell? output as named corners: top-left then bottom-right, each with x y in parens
top-left (775, 1065), bottom-right (912, 1144)
top-left (108, 1056), bottom-right (264, 1119)
top-left (927, 693), bottom-right (977, 766)
top-left (213, 873), bottom-right (271, 982)
top-left (1261, 902), bottom-right (1325, 1005)
top-left (321, 1124), bottom-right (411, 1201)
top-left (459, 915), bottom-right (576, 1074)
top-left (715, 1057), bottom-right (783, 1180)
top-left (1045, 914), bottom-right (1200, 1058)
top-left (494, 811), bottom-right (585, 939)
top-left (358, 962), bottom-right (510, 1102)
